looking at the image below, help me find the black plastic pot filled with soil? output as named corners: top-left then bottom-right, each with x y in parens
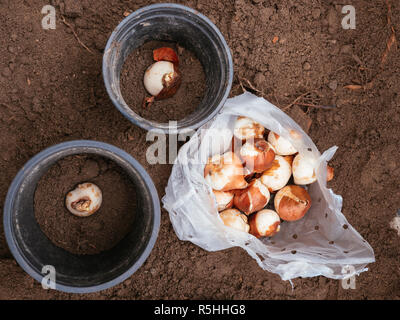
top-left (3, 141), bottom-right (160, 293)
top-left (103, 3), bottom-right (233, 133)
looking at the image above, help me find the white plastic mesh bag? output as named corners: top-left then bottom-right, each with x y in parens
top-left (162, 92), bottom-right (375, 280)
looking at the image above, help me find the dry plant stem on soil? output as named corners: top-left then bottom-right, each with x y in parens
top-left (283, 91), bottom-right (314, 110)
top-left (380, 30), bottom-right (396, 66)
top-left (237, 76), bottom-right (268, 97)
top-left (236, 76), bottom-right (330, 112)
top-left (293, 102), bottom-right (336, 110)
top-left (60, 16), bottom-right (93, 54)
top-left (345, 0), bottom-right (396, 89)
top-left (381, 0), bottom-right (397, 67)
top-left (283, 90), bottom-right (336, 110)
top-left (344, 82), bottom-right (374, 91)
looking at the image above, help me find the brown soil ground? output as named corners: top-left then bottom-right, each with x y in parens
top-left (0, 0), bottom-right (399, 300)
top-left (34, 154), bottom-right (137, 255)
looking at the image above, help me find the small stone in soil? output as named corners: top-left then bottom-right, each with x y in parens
top-left (312, 8), bottom-right (321, 19)
top-left (8, 46), bottom-right (16, 54)
top-left (390, 217), bottom-right (400, 236)
top-left (261, 7), bottom-right (274, 19)
top-left (2, 67), bottom-right (11, 77)
top-left (303, 62), bottom-right (311, 71)
top-left (328, 80), bottom-right (338, 91)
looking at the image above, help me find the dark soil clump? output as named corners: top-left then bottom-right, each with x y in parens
top-left (120, 40), bottom-right (206, 123)
top-left (34, 155), bottom-right (137, 255)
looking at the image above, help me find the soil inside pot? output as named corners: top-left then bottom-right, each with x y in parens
top-left (34, 154), bottom-right (137, 255)
top-left (120, 40), bottom-right (206, 123)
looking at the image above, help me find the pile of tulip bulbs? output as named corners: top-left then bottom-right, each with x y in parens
top-left (204, 116), bottom-right (334, 238)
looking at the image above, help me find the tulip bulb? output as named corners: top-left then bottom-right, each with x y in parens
top-left (233, 179), bottom-right (270, 215)
top-left (292, 154), bottom-right (317, 185)
top-left (260, 155), bottom-right (292, 192)
top-left (144, 61), bottom-right (177, 96)
top-left (233, 116), bottom-right (265, 141)
top-left (292, 154), bottom-right (335, 184)
top-left (249, 209), bottom-right (281, 238)
top-left (239, 139), bottom-right (275, 173)
top-left (267, 131), bottom-right (297, 156)
top-left (213, 190), bottom-right (234, 212)
top-left (219, 208), bottom-right (250, 233)
top-left (274, 185), bottom-right (311, 221)
top-left (204, 152), bottom-right (248, 191)
top-left (143, 47), bottom-right (181, 107)
top-left (65, 182), bottom-right (102, 217)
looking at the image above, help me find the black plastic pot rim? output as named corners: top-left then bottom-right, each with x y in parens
top-left (102, 3), bottom-right (234, 134)
top-left (3, 140), bottom-right (161, 294)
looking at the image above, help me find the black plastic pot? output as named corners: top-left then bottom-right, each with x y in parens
top-left (3, 140), bottom-right (160, 293)
top-left (103, 3), bottom-right (233, 134)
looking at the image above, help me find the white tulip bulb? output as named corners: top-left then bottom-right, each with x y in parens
top-left (219, 208), bottom-right (250, 233)
top-left (213, 190), bottom-right (234, 212)
top-left (143, 61), bottom-right (175, 96)
top-left (260, 155), bottom-right (292, 192)
top-left (267, 131), bottom-right (297, 156)
top-left (65, 182), bottom-right (102, 217)
top-left (233, 116), bottom-right (265, 141)
top-left (249, 209), bottom-right (281, 238)
top-left (204, 152), bottom-right (248, 191)
top-left (292, 154), bottom-right (317, 185)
